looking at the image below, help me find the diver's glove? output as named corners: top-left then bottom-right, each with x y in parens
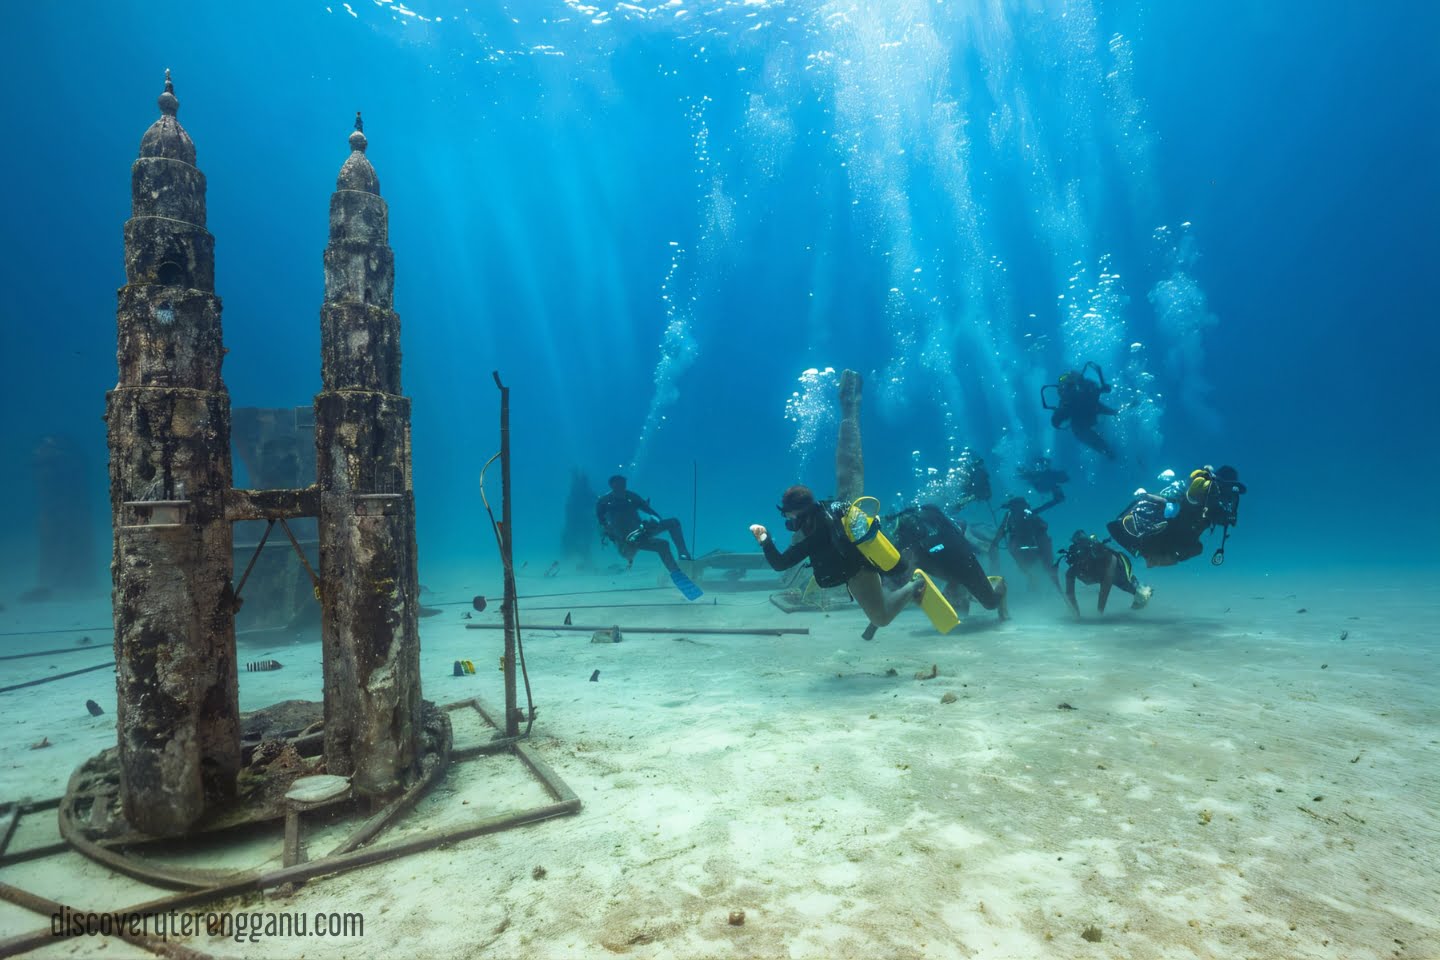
top-left (749, 524), bottom-right (769, 544)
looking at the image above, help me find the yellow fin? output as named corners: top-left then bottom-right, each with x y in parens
top-left (912, 569), bottom-right (960, 634)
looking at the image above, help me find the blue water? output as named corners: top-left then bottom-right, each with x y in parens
top-left (0, 0), bottom-right (1436, 590)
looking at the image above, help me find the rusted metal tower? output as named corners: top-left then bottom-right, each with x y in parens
top-left (105, 71), bottom-right (240, 835)
top-left (315, 113), bottom-right (424, 797)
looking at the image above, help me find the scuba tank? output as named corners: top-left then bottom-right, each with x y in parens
top-left (841, 496), bottom-right (901, 571)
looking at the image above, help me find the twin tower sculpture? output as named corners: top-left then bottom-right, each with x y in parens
top-left (106, 72), bottom-right (424, 835)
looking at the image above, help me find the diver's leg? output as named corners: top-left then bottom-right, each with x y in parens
top-left (633, 538), bottom-right (678, 574)
top-left (657, 517), bottom-right (693, 561)
top-left (950, 550), bottom-right (999, 610)
top-left (1098, 558), bottom-right (1116, 614)
top-left (1075, 425), bottom-right (1115, 459)
top-left (1126, 555), bottom-right (1152, 608)
top-left (1109, 557), bottom-right (1137, 597)
top-left (1038, 534), bottom-right (1061, 592)
top-left (848, 568), bottom-right (919, 627)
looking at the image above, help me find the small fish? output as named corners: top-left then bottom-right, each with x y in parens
top-left (30, 737), bottom-right (51, 750)
top-left (1057, 702), bottom-right (1077, 711)
top-left (472, 595), bottom-right (488, 613)
top-left (246, 659), bottom-right (283, 672)
top-left (77, 635), bottom-right (94, 646)
top-left (589, 670), bottom-right (600, 682)
top-left (544, 561), bottom-right (560, 579)
top-left (563, 612), bottom-right (572, 625)
top-left (86, 699), bottom-right (104, 716)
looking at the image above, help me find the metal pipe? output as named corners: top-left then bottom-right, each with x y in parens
top-left (0, 627), bottom-right (112, 639)
top-left (0, 882), bottom-right (219, 960)
top-left (464, 623), bottom-right (809, 637)
top-left (0, 661), bottom-right (115, 694)
top-left (493, 371), bottom-right (519, 737)
top-left (0, 645), bottom-right (110, 662)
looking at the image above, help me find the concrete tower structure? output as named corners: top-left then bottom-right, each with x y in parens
top-left (105, 71), bottom-right (240, 835)
top-left (315, 114), bottom-right (423, 796)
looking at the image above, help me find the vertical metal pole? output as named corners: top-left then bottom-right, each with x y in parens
top-left (493, 372), bottom-right (519, 736)
top-left (691, 460), bottom-right (698, 560)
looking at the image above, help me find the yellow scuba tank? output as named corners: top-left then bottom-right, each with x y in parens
top-left (1187, 468), bottom-right (1213, 505)
top-left (842, 496), bottom-right (901, 571)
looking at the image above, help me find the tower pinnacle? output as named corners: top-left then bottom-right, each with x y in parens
top-left (337, 110), bottom-right (379, 194)
top-left (140, 69), bottom-right (195, 164)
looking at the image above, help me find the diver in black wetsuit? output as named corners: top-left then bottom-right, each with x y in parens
top-left (990, 496), bottom-right (1062, 593)
top-left (1057, 530), bottom-right (1152, 617)
top-left (1018, 456), bottom-right (1069, 512)
top-left (596, 474), bottom-right (692, 574)
top-left (749, 484), bottom-right (921, 639)
top-left (1045, 363), bottom-right (1118, 459)
top-left (889, 504), bottom-right (1008, 621)
top-left (1107, 465), bottom-right (1246, 568)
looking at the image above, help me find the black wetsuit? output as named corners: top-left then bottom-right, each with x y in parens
top-left (1051, 373), bottom-right (1117, 459)
top-left (596, 489), bottom-right (690, 573)
top-left (993, 507), bottom-right (1052, 567)
top-left (890, 506), bottom-right (1000, 609)
top-left (1065, 538), bottom-right (1140, 595)
top-left (1020, 461), bottom-right (1069, 512)
top-left (1107, 497), bottom-right (1205, 567)
top-left (759, 501), bottom-right (866, 588)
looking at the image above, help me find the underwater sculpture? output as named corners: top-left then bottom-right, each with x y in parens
top-left (104, 74), bottom-right (423, 835)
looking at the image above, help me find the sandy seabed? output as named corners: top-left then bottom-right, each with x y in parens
top-left (1, 561), bottom-right (1437, 960)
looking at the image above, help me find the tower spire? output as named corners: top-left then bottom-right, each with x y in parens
top-left (337, 109), bottom-right (379, 194)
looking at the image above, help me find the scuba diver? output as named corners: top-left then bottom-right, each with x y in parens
top-left (989, 496), bottom-right (1062, 593)
top-left (750, 485), bottom-right (927, 639)
top-left (1018, 455), bottom-right (1070, 512)
top-left (1107, 465), bottom-right (1246, 567)
top-left (1042, 362), bottom-right (1118, 459)
top-left (1056, 530), bottom-right (1152, 617)
top-left (887, 504), bottom-right (1008, 623)
top-left (1120, 469), bottom-right (1187, 540)
top-left (596, 474), bottom-right (694, 574)
top-left (951, 449), bottom-right (993, 515)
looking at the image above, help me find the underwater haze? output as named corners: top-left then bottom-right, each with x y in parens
top-left (3, 3), bottom-right (1440, 958)
top-left (0, 1), bottom-right (1437, 577)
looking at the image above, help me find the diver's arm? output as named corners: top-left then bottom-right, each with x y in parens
top-left (633, 492), bottom-right (661, 518)
top-left (1098, 557), bottom-right (1116, 613)
top-left (986, 520), bottom-right (1005, 565)
top-left (751, 524), bottom-right (814, 571)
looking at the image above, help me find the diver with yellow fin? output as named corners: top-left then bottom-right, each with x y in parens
top-left (887, 504), bottom-right (1008, 625)
top-left (750, 485), bottom-right (958, 638)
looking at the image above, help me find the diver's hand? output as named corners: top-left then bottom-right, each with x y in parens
top-left (749, 524), bottom-right (769, 543)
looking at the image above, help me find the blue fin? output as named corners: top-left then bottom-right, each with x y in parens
top-left (670, 569), bottom-right (704, 601)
